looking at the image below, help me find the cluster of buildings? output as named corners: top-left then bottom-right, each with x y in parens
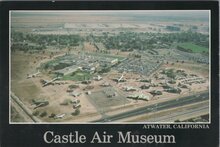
top-left (114, 58), bottom-right (161, 76)
top-left (46, 53), bottom-right (120, 76)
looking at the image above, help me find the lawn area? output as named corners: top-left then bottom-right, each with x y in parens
top-left (176, 42), bottom-right (208, 53)
top-left (62, 71), bottom-right (91, 81)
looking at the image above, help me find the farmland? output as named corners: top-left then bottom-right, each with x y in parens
top-left (176, 42), bottom-right (208, 53)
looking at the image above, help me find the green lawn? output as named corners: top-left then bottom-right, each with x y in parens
top-left (62, 71), bottom-right (91, 81)
top-left (177, 42), bottom-right (208, 53)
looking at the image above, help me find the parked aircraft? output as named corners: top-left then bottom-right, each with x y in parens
top-left (93, 75), bottom-right (102, 81)
top-left (81, 80), bottom-right (92, 84)
top-left (140, 84), bottom-right (150, 89)
top-left (71, 99), bottom-right (80, 104)
top-left (112, 74), bottom-right (126, 83)
top-left (70, 91), bottom-right (82, 97)
top-left (124, 86), bottom-right (138, 91)
top-left (27, 70), bottom-right (40, 79)
top-left (41, 77), bottom-right (61, 87)
top-left (164, 87), bottom-right (181, 94)
top-left (100, 82), bottom-right (111, 87)
top-left (32, 99), bottom-right (49, 109)
top-left (54, 113), bottom-right (66, 119)
top-left (139, 79), bottom-right (151, 83)
top-left (150, 90), bottom-right (162, 96)
top-left (127, 94), bottom-right (150, 101)
top-left (73, 103), bottom-right (81, 109)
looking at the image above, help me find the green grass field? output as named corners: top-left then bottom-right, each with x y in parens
top-left (62, 71), bottom-right (91, 81)
top-left (177, 42), bottom-right (208, 53)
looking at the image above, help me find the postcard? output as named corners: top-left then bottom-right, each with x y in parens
top-left (0, 1), bottom-right (219, 147)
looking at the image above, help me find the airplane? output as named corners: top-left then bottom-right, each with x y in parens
top-left (150, 90), bottom-right (162, 96)
top-left (164, 87), bottom-right (181, 94)
top-left (100, 82), bottom-right (111, 87)
top-left (32, 99), bottom-right (48, 105)
top-left (32, 99), bottom-right (49, 109)
top-left (168, 79), bottom-right (176, 84)
top-left (27, 70), bottom-right (40, 79)
top-left (178, 83), bottom-right (188, 88)
top-left (106, 92), bottom-right (117, 98)
top-left (83, 85), bottom-right (94, 91)
top-left (127, 93), bottom-right (150, 101)
top-left (41, 77), bottom-right (62, 87)
top-left (124, 86), bottom-right (138, 92)
top-left (93, 75), bottom-right (102, 81)
top-left (139, 78), bottom-right (151, 83)
top-left (54, 113), bottom-right (66, 119)
top-left (53, 81), bottom-right (68, 85)
top-left (70, 91), bottom-right (82, 97)
top-left (140, 84), bottom-right (150, 89)
top-left (81, 80), bottom-right (92, 84)
top-left (112, 74), bottom-right (126, 83)
top-left (71, 99), bottom-right (80, 104)
top-left (73, 103), bottom-right (81, 109)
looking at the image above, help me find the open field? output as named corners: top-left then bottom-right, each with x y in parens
top-left (176, 42), bottom-right (208, 53)
top-left (62, 71), bottom-right (91, 81)
top-left (88, 87), bottom-right (129, 109)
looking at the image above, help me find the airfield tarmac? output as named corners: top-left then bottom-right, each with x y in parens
top-left (11, 48), bottom-right (209, 123)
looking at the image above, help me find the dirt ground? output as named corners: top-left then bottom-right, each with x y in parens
top-left (11, 50), bottom-right (209, 123)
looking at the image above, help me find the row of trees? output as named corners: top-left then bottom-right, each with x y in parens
top-left (92, 31), bottom-right (209, 51)
top-left (12, 31), bottom-right (83, 48)
top-left (11, 43), bottom-right (45, 52)
top-left (12, 31), bottom-right (208, 52)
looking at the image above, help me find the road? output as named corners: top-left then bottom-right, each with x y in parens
top-left (11, 97), bottom-right (34, 122)
top-left (93, 91), bottom-right (209, 122)
top-left (11, 92), bottom-right (40, 123)
top-left (146, 101), bottom-right (209, 122)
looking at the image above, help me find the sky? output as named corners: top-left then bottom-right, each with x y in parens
top-left (11, 10), bottom-right (209, 24)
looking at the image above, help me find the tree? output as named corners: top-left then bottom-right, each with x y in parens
top-left (40, 111), bottom-right (47, 117)
top-left (32, 111), bottom-right (39, 116)
top-left (72, 109), bottom-right (80, 116)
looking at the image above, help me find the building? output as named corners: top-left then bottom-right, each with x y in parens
top-left (53, 65), bottom-right (79, 76)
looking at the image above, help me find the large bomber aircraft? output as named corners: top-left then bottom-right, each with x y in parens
top-left (41, 77), bottom-right (62, 87)
top-left (32, 99), bottom-right (49, 109)
top-left (27, 70), bottom-right (40, 79)
top-left (127, 93), bottom-right (150, 101)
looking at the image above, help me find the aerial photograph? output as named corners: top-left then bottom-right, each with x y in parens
top-left (10, 10), bottom-right (210, 123)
